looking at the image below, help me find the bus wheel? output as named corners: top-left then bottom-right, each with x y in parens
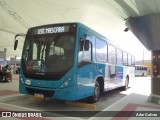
top-left (88, 81), bottom-right (100, 103)
top-left (123, 76), bottom-right (129, 90)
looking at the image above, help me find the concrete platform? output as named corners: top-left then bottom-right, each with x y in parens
top-left (0, 75), bottom-right (159, 120)
top-left (90, 93), bottom-right (160, 120)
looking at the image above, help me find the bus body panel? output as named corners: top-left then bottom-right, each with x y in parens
top-left (19, 66), bottom-right (78, 101)
top-left (76, 64), bottom-right (95, 100)
top-left (18, 22), bottom-right (135, 102)
top-left (19, 82), bottom-right (77, 101)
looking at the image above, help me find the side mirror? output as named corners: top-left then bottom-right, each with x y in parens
top-left (79, 39), bottom-right (90, 51)
top-left (14, 40), bottom-right (18, 50)
top-left (79, 39), bottom-right (84, 51)
top-left (84, 40), bottom-right (90, 51)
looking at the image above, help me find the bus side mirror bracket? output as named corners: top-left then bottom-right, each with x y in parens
top-left (14, 33), bottom-right (26, 50)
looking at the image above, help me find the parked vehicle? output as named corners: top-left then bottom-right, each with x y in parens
top-left (0, 58), bottom-right (8, 67)
top-left (14, 23), bottom-right (135, 103)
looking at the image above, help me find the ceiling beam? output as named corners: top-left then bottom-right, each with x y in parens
top-left (0, 0), bottom-right (30, 28)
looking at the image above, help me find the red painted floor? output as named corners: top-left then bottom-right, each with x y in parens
top-left (0, 90), bottom-right (19, 96)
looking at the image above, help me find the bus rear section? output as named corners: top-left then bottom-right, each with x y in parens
top-left (135, 65), bottom-right (148, 77)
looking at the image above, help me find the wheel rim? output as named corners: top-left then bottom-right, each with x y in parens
top-left (94, 83), bottom-right (100, 100)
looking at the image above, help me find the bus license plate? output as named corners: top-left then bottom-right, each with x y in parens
top-left (34, 93), bottom-right (44, 99)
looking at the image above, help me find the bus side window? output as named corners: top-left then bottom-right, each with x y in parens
top-left (131, 56), bottom-right (135, 66)
top-left (117, 49), bottom-right (122, 65)
top-left (108, 44), bottom-right (116, 64)
top-left (123, 52), bottom-right (128, 65)
top-left (128, 54), bottom-right (132, 66)
top-left (96, 38), bottom-right (107, 63)
top-left (78, 39), bottom-right (92, 63)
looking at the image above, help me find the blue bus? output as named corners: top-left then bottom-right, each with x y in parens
top-left (14, 23), bottom-right (135, 103)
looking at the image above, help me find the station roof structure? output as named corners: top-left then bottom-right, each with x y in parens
top-left (0, 0), bottom-right (159, 57)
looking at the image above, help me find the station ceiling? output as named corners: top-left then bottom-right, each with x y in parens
top-left (0, 0), bottom-right (159, 57)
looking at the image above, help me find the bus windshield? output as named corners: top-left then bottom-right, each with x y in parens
top-left (22, 33), bottom-right (75, 76)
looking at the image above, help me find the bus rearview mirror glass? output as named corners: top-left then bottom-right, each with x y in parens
top-left (84, 40), bottom-right (89, 51)
top-left (14, 40), bottom-right (18, 50)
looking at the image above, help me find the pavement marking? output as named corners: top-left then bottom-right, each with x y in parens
top-left (101, 93), bottom-right (131, 111)
top-left (89, 93), bottom-right (160, 120)
top-left (65, 101), bottom-right (96, 109)
top-left (88, 94), bottom-right (131, 120)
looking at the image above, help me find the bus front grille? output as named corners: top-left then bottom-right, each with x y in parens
top-left (26, 87), bottom-right (55, 97)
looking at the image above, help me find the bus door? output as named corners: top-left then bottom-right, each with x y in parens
top-left (76, 31), bottom-right (95, 99)
top-left (106, 64), bottom-right (118, 90)
top-left (107, 44), bottom-right (118, 90)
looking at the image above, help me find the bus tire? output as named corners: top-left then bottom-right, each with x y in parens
top-left (88, 81), bottom-right (100, 103)
top-left (123, 75), bottom-right (129, 90)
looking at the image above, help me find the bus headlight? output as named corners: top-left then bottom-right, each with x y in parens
top-left (60, 77), bottom-right (71, 88)
top-left (25, 79), bottom-right (31, 85)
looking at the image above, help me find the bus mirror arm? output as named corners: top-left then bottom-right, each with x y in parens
top-left (78, 60), bottom-right (93, 67)
top-left (14, 33), bottom-right (26, 50)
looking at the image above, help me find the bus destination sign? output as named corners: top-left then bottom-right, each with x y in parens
top-left (37, 26), bottom-right (69, 34)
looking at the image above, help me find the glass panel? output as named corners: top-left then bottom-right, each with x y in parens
top-left (85, 42), bottom-right (92, 61)
top-left (131, 56), bottom-right (135, 66)
top-left (96, 39), bottom-right (107, 62)
top-left (128, 54), bottom-right (132, 66)
top-left (78, 40), bottom-right (92, 62)
top-left (123, 52), bottom-right (128, 65)
top-left (32, 43), bottom-right (37, 60)
top-left (108, 44), bottom-right (116, 64)
top-left (117, 49), bottom-right (122, 65)
top-left (22, 33), bottom-right (75, 74)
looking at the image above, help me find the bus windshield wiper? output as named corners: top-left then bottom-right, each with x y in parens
top-left (40, 44), bottom-right (45, 72)
top-left (36, 72), bottom-right (45, 75)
